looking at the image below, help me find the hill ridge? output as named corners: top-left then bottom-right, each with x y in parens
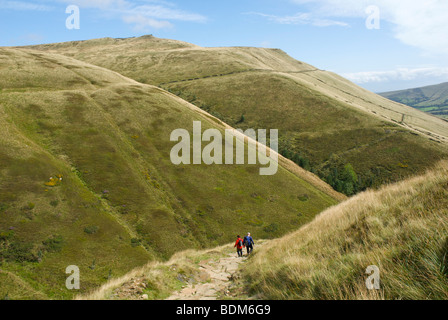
top-left (0, 46), bottom-right (340, 299)
top-left (380, 81), bottom-right (448, 121)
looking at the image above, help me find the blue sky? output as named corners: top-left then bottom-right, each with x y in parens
top-left (1, 0), bottom-right (448, 92)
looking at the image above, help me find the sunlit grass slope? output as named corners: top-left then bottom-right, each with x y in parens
top-left (26, 36), bottom-right (448, 195)
top-left (244, 160), bottom-right (448, 300)
top-left (0, 48), bottom-right (339, 299)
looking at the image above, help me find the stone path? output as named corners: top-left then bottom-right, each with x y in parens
top-left (166, 252), bottom-right (247, 300)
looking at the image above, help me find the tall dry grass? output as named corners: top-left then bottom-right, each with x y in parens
top-left (244, 160), bottom-right (448, 300)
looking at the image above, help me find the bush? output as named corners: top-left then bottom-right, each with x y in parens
top-left (42, 235), bottom-right (64, 253)
top-left (264, 223), bottom-right (279, 233)
top-left (236, 114), bottom-right (245, 124)
top-left (1, 242), bottom-right (38, 263)
top-left (22, 202), bottom-right (35, 211)
top-left (131, 238), bottom-right (141, 247)
top-left (321, 162), bottom-right (364, 196)
top-left (49, 200), bottom-right (59, 207)
top-left (84, 226), bottom-right (99, 235)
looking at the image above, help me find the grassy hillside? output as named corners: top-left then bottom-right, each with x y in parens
top-left (380, 82), bottom-right (448, 120)
top-left (26, 36), bottom-right (448, 196)
top-left (77, 160), bottom-right (448, 300)
top-left (0, 48), bottom-right (339, 299)
top-left (243, 160), bottom-right (448, 300)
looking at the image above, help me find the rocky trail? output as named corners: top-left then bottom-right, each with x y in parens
top-left (166, 243), bottom-right (263, 300)
top-left (86, 241), bottom-right (265, 300)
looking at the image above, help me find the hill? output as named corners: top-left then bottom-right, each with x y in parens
top-left (76, 161), bottom-right (448, 300)
top-left (25, 36), bottom-right (448, 196)
top-left (0, 47), bottom-right (340, 299)
top-left (380, 82), bottom-right (448, 120)
top-left (244, 160), bottom-right (448, 299)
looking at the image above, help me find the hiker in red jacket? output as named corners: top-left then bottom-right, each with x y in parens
top-left (234, 235), bottom-right (245, 257)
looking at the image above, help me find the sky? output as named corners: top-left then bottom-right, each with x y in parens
top-left (1, 0), bottom-right (448, 92)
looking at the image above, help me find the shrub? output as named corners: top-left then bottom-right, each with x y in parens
top-left (42, 235), bottom-right (64, 253)
top-left (1, 242), bottom-right (38, 263)
top-left (131, 238), bottom-right (141, 247)
top-left (49, 200), bottom-right (59, 207)
top-left (236, 114), bottom-right (245, 124)
top-left (84, 226), bottom-right (99, 235)
top-left (22, 202), bottom-right (35, 211)
top-left (264, 223), bottom-right (279, 233)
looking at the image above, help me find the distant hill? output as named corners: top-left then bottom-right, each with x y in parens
top-left (25, 36), bottom-right (448, 196)
top-left (0, 47), bottom-right (339, 299)
top-left (380, 82), bottom-right (448, 120)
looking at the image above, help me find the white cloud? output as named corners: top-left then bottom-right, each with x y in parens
top-left (122, 14), bottom-right (172, 31)
top-left (0, 0), bottom-right (53, 11)
top-left (126, 4), bottom-right (206, 22)
top-left (290, 0), bottom-right (448, 54)
top-left (342, 67), bottom-right (448, 84)
top-left (260, 40), bottom-right (271, 48)
top-left (56, 0), bottom-right (206, 30)
top-left (246, 11), bottom-right (348, 27)
top-left (57, 0), bottom-right (129, 10)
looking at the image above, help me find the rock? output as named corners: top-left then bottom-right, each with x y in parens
top-left (142, 294), bottom-right (149, 300)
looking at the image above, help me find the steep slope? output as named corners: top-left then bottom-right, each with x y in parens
top-left (244, 160), bottom-right (448, 300)
top-left (76, 161), bottom-right (448, 301)
top-left (380, 82), bottom-right (448, 120)
top-left (26, 36), bottom-right (448, 195)
top-left (0, 48), bottom-right (339, 299)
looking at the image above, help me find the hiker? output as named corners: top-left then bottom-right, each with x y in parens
top-left (234, 235), bottom-right (244, 257)
top-left (244, 232), bottom-right (254, 255)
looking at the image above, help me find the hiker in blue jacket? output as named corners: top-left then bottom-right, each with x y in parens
top-left (243, 232), bottom-right (254, 255)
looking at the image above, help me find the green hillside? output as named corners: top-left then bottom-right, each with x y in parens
top-left (380, 82), bottom-right (448, 120)
top-left (0, 48), bottom-right (339, 299)
top-left (26, 36), bottom-right (448, 196)
top-left (244, 160), bottom-right (448, 300)
top-left (75, 160), bottom-right (448, 300)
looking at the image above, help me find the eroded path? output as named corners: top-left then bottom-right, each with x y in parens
top-left (166, 243), bottom-right (264, 300)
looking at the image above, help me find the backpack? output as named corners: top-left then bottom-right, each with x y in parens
top-left (238, 239), bottom-right (243, 247)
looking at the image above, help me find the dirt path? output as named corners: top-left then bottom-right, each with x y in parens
top-left (166, 246), bottom-right (261, 300)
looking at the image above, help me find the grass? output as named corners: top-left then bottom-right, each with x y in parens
top-left (242, 160), bottom-right (448, 300)
top-left (4, 36), bottom-right (448, 300)
top-left (26, 35), bottom-right (448, 196)
top-left (0, 47), bottom-right (339, 299)
top-left (79, 161), bottom-right (448, 300)
top-left (75, 243), bottom-right (232, 300)
top-left (164, 72), bottom-right (448, 193)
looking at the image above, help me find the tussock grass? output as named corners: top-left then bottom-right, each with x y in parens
top-left (243, 161), bottom-right (448, 300)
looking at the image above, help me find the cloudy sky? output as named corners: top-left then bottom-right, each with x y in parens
top-left (1, 0), bottom-right (447, 92)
